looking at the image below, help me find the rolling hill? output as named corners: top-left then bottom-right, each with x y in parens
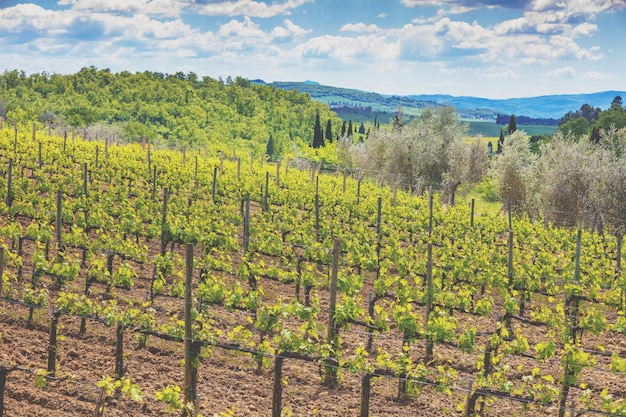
top-left (260, 80), bottom-right (625, 122)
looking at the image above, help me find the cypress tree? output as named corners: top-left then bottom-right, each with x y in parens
top-left (358, 122), bottom-right (365, 134)
top-left (325, 119), bottom-right (333, 143)
top-left (347, 120), bottom-right (353, 137)
top-left (341, 121), bottom-right (346, 137)
top-left (312, 113), bottom-right (324, 148)
top-left (508, 114), bottom-right (517, 134)
top-left (497, 128), bottom-right (504, 153)
top-left (590, 125), bottom-right (601, 144)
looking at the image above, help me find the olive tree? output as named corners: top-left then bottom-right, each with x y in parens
top-left (489, 130), bottom-right (537, 216)
top-left (596, 127), bottom-right (626, 235)
top-left (443, 138), bottom-right (488, 205)
top-left (349, 106), bottom-right (485, 202)
top-left (534, 132), bottom-right (600, 227)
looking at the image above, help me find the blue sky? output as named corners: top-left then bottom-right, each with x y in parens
top-left (0, 0), bottom-right (624, 98)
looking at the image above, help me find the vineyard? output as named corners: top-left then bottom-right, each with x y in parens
top-left (0, 121), bottom-right (625, 417)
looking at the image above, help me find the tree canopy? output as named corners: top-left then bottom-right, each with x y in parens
top-left (0, 67), bottom-right (342, 155)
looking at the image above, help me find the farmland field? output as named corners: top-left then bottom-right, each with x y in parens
top-left (0, 123), bottom-right (625, 417)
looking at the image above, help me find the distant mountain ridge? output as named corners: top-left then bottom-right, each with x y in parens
top-left (257, 80), bottom-right (625, 120)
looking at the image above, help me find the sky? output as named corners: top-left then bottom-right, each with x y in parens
top-left (0, 0), bottom-right (625, 99)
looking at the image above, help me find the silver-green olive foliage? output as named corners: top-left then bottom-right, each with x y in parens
top-left (347, 106), bottom-right (486, 203)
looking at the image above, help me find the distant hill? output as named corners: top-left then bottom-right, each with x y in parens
top-left (259, 80), bottom-right (625, 121)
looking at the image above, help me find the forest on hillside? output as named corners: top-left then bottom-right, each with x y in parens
top-left (0, 67), bottom-right (342, 156)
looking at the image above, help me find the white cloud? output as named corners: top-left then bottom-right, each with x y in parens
top-left (583, 70), bottom-right (615, 80)
top-left (197, 0), bottom-right (313, 18)
top-left (295, 34), bottom-right (399, 63)
top-left (478, 67), bottom-right (521, 80)
top-left (377, 12), bottom-right (387, 18)
top-left (546, 67), bottom-right (575, 78)
top-left (339, 23), bottom-right (381, 33)
top-left (57, 0), bottom-right (189, 17)
top-left (0, 3), bottom-right (72, 34)
top-left (272, 19), bottom-right (310, 39)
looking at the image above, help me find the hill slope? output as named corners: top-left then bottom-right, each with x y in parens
top-left (265, 81), bottom-right (625, 120)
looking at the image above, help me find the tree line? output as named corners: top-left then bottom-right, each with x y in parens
top-left (0, 67), bottom-right (342, 156)
top-left (334, 97), bottom-right (626, 235)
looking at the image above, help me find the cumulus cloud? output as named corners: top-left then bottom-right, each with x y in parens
top-left (57, 0), bottom-right (189, 17)
top-left (339, 23), bottom-right (381, 33)
top-left (272, 19), bottom-right (310, 39)
top-left (583, 70), bottom-right (616, 80)
top-left (196, 0), bottom-right (313, 18)
top-left (400, 0), bottom-right (531, 10)
top-left (295, 34), bottom-right (399, 63)
top-left (546, 67), bottom-right (575, 78)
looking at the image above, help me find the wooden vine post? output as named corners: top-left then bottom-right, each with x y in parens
top-left (424, 190), bottom-right (434, 362)
top-left (0, 366), bottom-right (14, 417)
top-left (359, 373), bottom-right (374, 417)
top-left (324, 238), bottom-right (341, 388)
top-left (115, 324), bottom-right (125, 378)
top-left (314, 193), bottom-right (320, 241)
top-left (47, 308), bottom-right (61, 376)
top-left (367, 197), bottom-right (383, 350)
top-left (558, 229), bottom-right (582, 417)
top-left (147, 145), bottom-right (151, 174)
top-left (83, 163), bottom-right (89, 198)
top-left (152, 165), bottom-right (158, 200)
top-left (54, 189), bottom-right (65, 287)
top-left (13, 122), bottom-right (17, 153)
top-left (5, 159), bottom-right (12, 208)
top-left (506, 229), bottom-right (515, 329)
top-left (160, 188), bottom-right (169, 256)
top-left (243, 193), bottom-right (250, 254)
top-left (472, 226), bottom-right (516, 416)
top-left (0, 247), bottom-right (4, 290)
top-left (271, 355), bottom-right (284, 417)
top-left (263, 171), bottom-right (269, 212)
top-left (183, 243), bottom-right (201, 417)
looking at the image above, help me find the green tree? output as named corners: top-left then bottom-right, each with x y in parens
top-left (490, 130), bottom-right (536, 215)
top-left (353, 106), bottom-right (473, 194)
top-left (508, 114), bottom-right (517, 134)
top-left (590, 125), bottom-right (601, 144)
top-left (534, 132), bottom-right (598, 227)
top-left (497, 128), bottom-right (504, 153)
top-left (312, 113), bottom-right (324, 148)
top-left (347, 120), bottom-right (353, 138)
top-left (325, 119), bottom-right (333, 143)
top-left (594, 104), bottom-right (626, 133)
top-left (559, 117), bottom-right (590, 138)
top-left (611, 95), bottom-right (623, 109)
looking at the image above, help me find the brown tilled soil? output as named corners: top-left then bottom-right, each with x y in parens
top-left (1, 223), bottom-right (625, 417)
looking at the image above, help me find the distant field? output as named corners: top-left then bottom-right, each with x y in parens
top-left (465, 119), bottom-right (557, 137)
top-left (333, 114), bottom-right (558, 138)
